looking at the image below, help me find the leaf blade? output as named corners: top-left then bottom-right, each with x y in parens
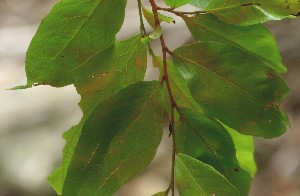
top-left (176, 153), bottom-right (240, 196)
top-left (174, 41), bottom-right (289, 138)
top-left (22, 0), bottom-right (127, 87)
top-left (63, 81), bottom-right (164, 195)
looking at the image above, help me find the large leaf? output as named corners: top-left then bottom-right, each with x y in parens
top-left (176, 108), bottom-right (251, 195)
top-left (190, 0), bottom-right (300, 25)
top-left (176, 153), bottom-right (240, 196)
top-left (173, 41), bottom-right (289, 138)
top-left (48, 35), bottom-right (147, 193)
top-left (63, 81), bottom-right (164, 195)
top-left (19, 0), bottom-right (127, 88)
top-left (183, 14), bottom-right (286, 73)
top-left (224, 124), bottom-right (257, 177)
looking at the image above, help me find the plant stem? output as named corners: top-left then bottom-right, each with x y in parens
top-left (149, 0), bottom-right (177, 195)
top-left (137, 0), bottom-right (147, 36)
top-left (157, 6), bottom-right (208, 16)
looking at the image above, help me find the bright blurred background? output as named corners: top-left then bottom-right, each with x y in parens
top-left (0, 0), bottom-right (300, 195)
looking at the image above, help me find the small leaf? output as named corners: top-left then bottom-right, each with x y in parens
top-left (142, 6), bottom-right (174, 28)
top-left (63, 81), bottom-right (164, 195)
top-left (164, 0), bottom-right (191, 8)
top-left (183, 14), bottom-right (286, 73)
top-left (174, 41), bottom-right (289, 138)
top-left (20, 0), bottom-right (127, 88)
top-left (176, 153), bottom-right (240, 196)
top-left (176, 107), bottom-right (251, 195)
top-left (190, 0), bottom-right (300, 25)
top-left (149, 27), bottom-right (162, 40)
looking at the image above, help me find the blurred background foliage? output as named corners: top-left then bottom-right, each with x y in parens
top-left (0, 0), bottom-right (299, 195)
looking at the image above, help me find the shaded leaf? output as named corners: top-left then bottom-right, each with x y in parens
top-left (176, 108), bottom-right (251, 195)
top-left (164, 0), bottom-right (191, 8)
top-left (183, 14), bottom-right (286, 73)
top-left (173, 41), bottom-right (289, 138)
top-left (63, 81), bottom-right (164, 195)
top-left (19, 0), bottom-right (127, 88)
top-left (176, 153), bottom-right (240, 196)
top-left (190, 0), bottom-right (300, 25)
top-left (142, 6), bottom-right (174, 28)
top-left (48, 35), bottom-right (147, 193)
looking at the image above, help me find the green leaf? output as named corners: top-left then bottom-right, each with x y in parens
top-left (176, 153), bottom-right (240, 196)
top-left (176, 108), bottom-right (251, 195)
top-left (142, 6), bottom-right (174, 28)
top-left (190, 0), bottom-right (300, 25)
top-left (63, 81), bottom-right (164, 195)
top-left (164, 0), bottom-right (191, 8)
top-left (173, 41), bottom-right (289, 138)
top-left (71, 34), bottom-right (147, 114)
top-left (149, 27), bottom-right (162, 40)
top-left (19, 0), bottom-right (127, 88)
top-left (152, 56), bottom-right (203, 118)
top-left (48, 34), bottom-right (147, 193)
top-left (224, 124), bottom-right (257, 177)
top-left (47, 165), bottom-right (64, 195)
top-left (183, 14), bottom-right (286, 73)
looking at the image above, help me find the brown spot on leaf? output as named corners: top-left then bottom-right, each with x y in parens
top-left (90, 72), bottom-right (108, 78)
top-left (234, 168), bottom-right (240, 172)
top-left (267, 72), bottom-right (275, 80)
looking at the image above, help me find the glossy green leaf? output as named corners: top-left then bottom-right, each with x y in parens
top-left (190, 0), bottom-right (300, 25)
top-left (223, 124), bottom-right (257, 177)
top-left (164, 0), bottom-right (191, 8)
top-left (63, 81), bottom-right (164, 195)
top-left (176, 108), bottom-right (251, 195)
top-left (174, 41), bottom-right (289, 138)
top-left (176, 153), bottom-right (240, 196)
top-left (183, 14), bottom-right (286, 73)
top-left (18, 0), bottom-right (127, 88)
top-left (142, 6), bottom-right (174, 28)
top-left (48, 35), bottom-right (147, 193)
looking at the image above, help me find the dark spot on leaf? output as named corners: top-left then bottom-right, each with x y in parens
top-left (234, 168), bottom-right (240, 172)
top-left (61, 55), bottom-right (64, 58)
top-left (286, 5), bottom-right (290, 9)
top-left (267, 72), bottom-right (275, 80)
top-left (90, 72), bottom-right (108, 78)
top-left (241, 3), bottom-right (260, 6)
top-left (173, 20), bottom-right (176, 24)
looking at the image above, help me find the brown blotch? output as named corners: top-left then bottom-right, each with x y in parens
top-left (267, 72), bottom-right (275, 80)
top-left (90, 72), bottom-right (108, 78)
top-left (234, 168), bottom-right (240, 172)
top-left (251, 120), bottom-right (257, 125)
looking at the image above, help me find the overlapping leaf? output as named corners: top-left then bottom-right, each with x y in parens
top-left (142, 6), bottom-right (174, 28)
top-left (183, 14), bottom-right (286, 73)
top-left (190, 0), bottom-right (300, 25)
top-left (173, 41), bottom-right (289, 138)
top-left (18, 0), bottom-right (127, 88)
top-left (176, 153), bottom-right (240, 196)
top-left (176, 108), bottom-right (251, 195)
top-left (224, 124), bottom-right (257, 177)
top-left (63, 81), bottom-right (164, 195)
top-left (48, 34), bottom-right (148, 194)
